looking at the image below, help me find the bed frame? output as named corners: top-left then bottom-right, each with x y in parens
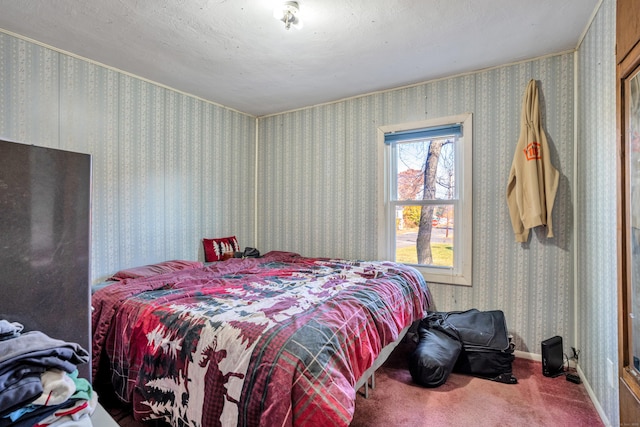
top-left (356, 324), bottom-right (413, 398)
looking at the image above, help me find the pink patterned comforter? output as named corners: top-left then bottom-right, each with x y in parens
top-left (91, 251), bottom-right (431, 426)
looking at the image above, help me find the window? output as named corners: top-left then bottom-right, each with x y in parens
top-left (378, 114), bottom-right (472, 286)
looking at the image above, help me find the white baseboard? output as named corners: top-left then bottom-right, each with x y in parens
top-left (513, 351), bottom-right (611, 426)
top-left (514, 350), bottom-right (541, 361)
top-left (514, 350), bottom-right (579, 368)
top-left (576, 364), bottom-right (612, 427)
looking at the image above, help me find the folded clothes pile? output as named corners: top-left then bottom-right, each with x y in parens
top-left (0, 320), bottom-right (97, 427)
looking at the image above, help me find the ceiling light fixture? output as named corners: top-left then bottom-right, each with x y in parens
top-left (274, 1), bottom-right (303, 30)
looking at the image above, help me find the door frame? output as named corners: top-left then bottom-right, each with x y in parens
top-left (617, 33), bottom-right (640, 423)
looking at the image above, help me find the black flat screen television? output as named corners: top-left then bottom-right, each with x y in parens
top-left (0, 139), bottom-right (91, 380)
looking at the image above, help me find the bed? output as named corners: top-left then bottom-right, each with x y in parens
top-left (91, 251), bottom-right (432, 426)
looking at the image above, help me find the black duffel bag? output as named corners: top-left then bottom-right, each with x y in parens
top-left (408, 312), bottom-right (462, 387)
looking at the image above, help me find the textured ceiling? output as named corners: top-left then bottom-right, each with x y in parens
top-left (0, 0), bottom-right (600, 116)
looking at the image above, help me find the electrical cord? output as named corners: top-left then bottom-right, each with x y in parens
top-left (564, 348), bottom-right (582, 384)
top-left (571, 347), bottom-right (581, 364)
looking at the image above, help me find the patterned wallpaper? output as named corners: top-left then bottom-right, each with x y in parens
top-left (577, 0), bottom-right (618, 424)
top-left (0, 32), bottom-right (256, 283)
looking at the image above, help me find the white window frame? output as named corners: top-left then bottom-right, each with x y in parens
top-left (377, 113), bottom-right (473, 286)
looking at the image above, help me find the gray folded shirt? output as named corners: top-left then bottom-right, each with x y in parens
top-left (0, 320), bottom-right (23, 341)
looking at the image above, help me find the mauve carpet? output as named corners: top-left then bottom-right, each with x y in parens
top-left (351, 340), bottom-right (604, 427)
top-left (103, 340), bottom-right (604, 427)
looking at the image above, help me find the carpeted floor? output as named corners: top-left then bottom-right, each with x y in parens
top-left (102, 340), bottom-right (604, 426)
top-left (350, 340), bottom-right (604, 427)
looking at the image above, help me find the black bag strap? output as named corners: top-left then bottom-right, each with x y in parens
top-left (420, 312), bottom-right (461, 342)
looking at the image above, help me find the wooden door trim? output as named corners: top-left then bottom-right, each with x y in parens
top-left (617, 31), bottom-right (640, 410)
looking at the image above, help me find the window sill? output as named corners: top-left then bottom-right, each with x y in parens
top-left (411, 265), bottom-right (472, 286)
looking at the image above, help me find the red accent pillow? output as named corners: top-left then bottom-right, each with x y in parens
top-left (203, 236), bottom-right (240, 262)
top-left (109, 260), bottom-right (203, 281)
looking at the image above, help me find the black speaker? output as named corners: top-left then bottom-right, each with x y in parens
top-left (541, 336), bottom-right (564, 377)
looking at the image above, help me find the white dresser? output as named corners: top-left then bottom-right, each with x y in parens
top-left (91, 404), bottom-right (119, 426)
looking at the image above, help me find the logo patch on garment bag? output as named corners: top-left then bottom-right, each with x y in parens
top-left (523, 142), bottom-right (541, 161)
